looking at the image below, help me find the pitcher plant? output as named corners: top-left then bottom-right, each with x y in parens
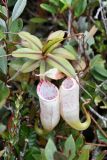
top-left (60, 77), bottom-right (91, 130)
top-left (37, 80), bottom-right (60, 131)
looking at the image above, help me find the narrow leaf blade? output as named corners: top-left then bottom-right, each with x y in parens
top-left (45, 138), bottom-right (57, 160)
top-left (12, 0), bottom-right (27, 21)
top-left (0, 48), bottom-right (7, 74)
top-left (46, 54), bottom-right (76, 77)
top-left (12, 48), bottom-right (42, 60)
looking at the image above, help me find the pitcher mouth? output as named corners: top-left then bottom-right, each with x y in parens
top-left (37, 80), bottom-right (59, 101)
top-left (61, 78), bottom-right (76, 90)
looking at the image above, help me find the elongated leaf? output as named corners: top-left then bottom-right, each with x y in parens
top-left (46, 42), bottom-right (62, 53)
top-left (90, 55), bottom-right (105, 69)
top-left (40, 3), bottom-right (57, 14)
top-left (91, 70), bottom-right (106, 82)
top-left (12, 48), bottom-right (42, 60)
top-left (45, 138), bottom-right (57, 160)
top-left (93, 65), bottom-right (107, 78)
top-left (78, 145), bottom-right (92, 160)
top-left (75, 134), bottom-right (84, 151)
top-left (21, 60), bottom-right (40, 73)
top-left (9, 58), bottom-right (26, 71)
top-left (0, 18), bottom-right (6, 28)
top-left (42, 38), bottom-right (63, 53)
top-left (0, 30), bottom-right (5, 40)
top-left (72, 0), bottom-right (87, 17)
top-left (52, 47), bottom-right (76, 60)
top-left (12, 0), bottom-right (27, 21)
top-left (46, 54), bottom-right (76, 77)
top-left (0, 80), bottom-right (10, 108)
top-left (0, 48), bottom-right (7, 74)
top-left (47, 30), bottom-right (65, 41)
top-left (97, 130), bottom-right (107, 144)
top-left (9, 18), bottom-right (23, 32)
top-left (30, 17), bottom-right (47, 24)
top-left (19, 31), bottom-right (43, 50)
top-left (64, 44), bottom-right (77, 59)
top-left (0, 5), bottom-right (7, 20)
top-left (64, 134), bottom-right (76, 160)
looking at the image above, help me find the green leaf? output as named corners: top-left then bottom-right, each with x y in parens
top-left (64, 134), bottom-right (76, 160)
top-left (9, 58), bottom-right (26, 71)
top-left (72, 0), bottom-right (87, 17)
top-left (64, 44), bottom-right (77, 59)
top-left (30, 17), bottom-right (47, 24)
top-left (52, 47), bottom-right (76, 60)
top-left (78, 145), bottom-right (92, 160)
top-left (0, 30), bottom-right (5, 40)
top-left (0, 80), bottom-right (10, 108)
top-left (59, 0), bottom-right (67, 5)
top-left (96, 152), bottom-right (106, 160)
top-left (0, 48), bottom-right (7, 74)
top-left (40, 3), bottom-right (57, 14)
top-left (0, 123), bottom-right (6, 133)
top-left (9, 18), bottom-right (23, 32)
top-left (25, 147), bottom-right (41, 160)
top-left (18, 31), bottom-right (43, 50)
top-left (97, 130), bottom-right (107, 144)
top-left (45, 138), bottom-right (57, 160)
top-left (47, 30), bottom-right (65, 41)
top-left (21, 60), bottom-right (40, 73)
top-left (0, 5), bottom-right (7, 20)
top-left (0, 18), bottom-right (6, 29)
top-left (43, 38), bottom-right (64, 54)
top-left (75, 134), bottom-right (84, 151)
top-left (47, 54), bottom-right (76, 77)
top-left (91, 70), bottom-right (107, 82)
top-left (12, 48), bottom-right (42, 60)
top-left (49, 0), bottom-right (59, 6)
top-left (90, 55), bottom-right (105, 69)
top-left (93, 65), bottom-right (107, 78)
top-left (12, 0), bottom-right (27, 21)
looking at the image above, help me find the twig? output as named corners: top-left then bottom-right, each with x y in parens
top-left (20, 139), bottom-right (29, 160)
top-left (99, 0), bottom-right (107, 34)
top-left (67, 9), bottom-right (72, 38)
top-left (7, 67), bottom-right (23, 82)
top-left (0, 53), bottom-right (12, 58)
top-left (4, 32), bottom-right (18, 35)
top-left (90, 114), bottom-right (107, 139)
top-left (85, 142), bottom-right (107, 147)
top-left (89, 106), bottom-right (107, 122)
top-left (81, 97), bottom-right (107, 122)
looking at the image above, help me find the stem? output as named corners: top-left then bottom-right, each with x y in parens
top-left (20, 139), bottom-right (29, 160)
top-left (7, 67), bottom-right (22, 82)
top-left (4, 32), bottom-right (18, 35)
top-left (85, 142), bottom-right (107, 147)
top-left (99, 0), bottom-right (107, 34)
top-left (67, 9), bottom-right (72, 38)
top-left (90, 114), bottom-right (107, 139)
top-left (81, 97), bottom-right (107, 122)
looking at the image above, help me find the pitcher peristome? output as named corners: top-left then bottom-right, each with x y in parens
top-left (37, 80), bottom-right (60, 131)
top-left (60, 77), bottom-right (91, 130)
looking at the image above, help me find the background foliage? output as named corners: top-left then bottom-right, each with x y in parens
top-left (0, 0), bottom-right (107, 159)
